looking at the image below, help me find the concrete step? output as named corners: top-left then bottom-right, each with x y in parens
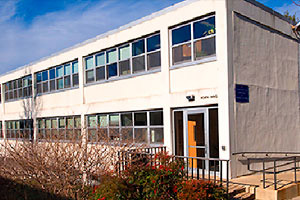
top-left (232, 191), bottom-right (255, 200)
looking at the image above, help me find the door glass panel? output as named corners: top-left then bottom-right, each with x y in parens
top-left (188, 113), bottom-right (205, 147)
top-left (174, 111), bottom-right (184, 156)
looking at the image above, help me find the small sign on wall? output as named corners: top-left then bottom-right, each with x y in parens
top-left (235, 84), bottom-right (249, 103)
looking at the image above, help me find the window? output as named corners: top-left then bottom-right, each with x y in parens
top-left (35, 60), bottom-right (79, 95)
top-left (5, 119), bottom-right (33, 140)
top-left (84, 33), bottom-right (161, 84)
top-left (86, 110), bottom-right (163, 144)
top-left (171, 15), bottom-right (216, 66)
top-left (4, 75), bottom-right (32, 101)
top-left (37, 115), bottom-right (81, 141)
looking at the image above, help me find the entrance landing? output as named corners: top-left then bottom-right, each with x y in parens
top-left (231, 171), bottom-right (300, 200)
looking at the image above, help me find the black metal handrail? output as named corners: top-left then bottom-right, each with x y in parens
top-left (233, 152), bottom-right (300, 190)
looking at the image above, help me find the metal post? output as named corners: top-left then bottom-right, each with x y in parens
top-left (263, 160), bottom-right (266, 189)
top-left (295, 156), bottom-right (297, 183)
top-left (274, 161), bottom-right (277, 190)
top-left (226, 160), bottom-right (229, 200)
top-left (214, 160), bottom-right (216, 184)
top-left (220, 161), bottom-right (223, 184)
top-left (191, 158), bottom-right (194, 179)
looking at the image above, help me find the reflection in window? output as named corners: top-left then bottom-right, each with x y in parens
top-left (86, 110), bottom-right (163, 144)
top-left (35, 60), bottom-right (79, 95)
top-left (84, 33), bottom-right (161, 84)
top-left (171, 15), bottom-right (216, 66)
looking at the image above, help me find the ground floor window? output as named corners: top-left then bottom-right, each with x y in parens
top-left (86, 110), bottom-right (164, 145)
top-left (5, 119), bottom-right (33, 140)
top-left (37, 116), bottom-right (81, 141)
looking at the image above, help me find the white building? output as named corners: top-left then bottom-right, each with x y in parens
top-left (0, 0), bottom-right (299, 179)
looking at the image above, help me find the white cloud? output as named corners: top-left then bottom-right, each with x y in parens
top-left (0, 0), bottom-right (17, 23)
top-left (0, 0), bottom-right (180, 75)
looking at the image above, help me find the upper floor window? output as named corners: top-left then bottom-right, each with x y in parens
top-left (35, 60), bottom-right (79, 95)
top-left (4, 75), bottom-right (32, 101)
top-left (171, 15), bottom-right (216, 66)
top-left (84, 33), bottom-right (161, 84)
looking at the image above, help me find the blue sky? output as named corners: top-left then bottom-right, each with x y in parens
top-left (0, 0), bottom-right (299, 75)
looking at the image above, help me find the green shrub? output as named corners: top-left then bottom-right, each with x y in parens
top-left (91, 152), bottom-right (226, 200)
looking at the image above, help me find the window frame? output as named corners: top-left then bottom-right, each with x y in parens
top-left (4, 75), bottom-right (32, 102)
top-left (86, 109), bottom-right (163, 145)
top-left (35, 59), bottom-right (79, 96)
top-left (83, 32), bottom-right (161, 85)
top-left (37, 115), bottom-right (81, 141)
top-left (170, 15), bottom-right (216, 68)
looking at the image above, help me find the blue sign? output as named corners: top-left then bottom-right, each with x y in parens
top-left (235, 84), bottom-right (249, 103)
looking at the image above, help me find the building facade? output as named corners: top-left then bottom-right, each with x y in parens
top-left (0, 0), bottom-right (299, 178)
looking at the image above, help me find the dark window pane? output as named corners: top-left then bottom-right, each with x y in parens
top-left (9, 91), bottom-right (13, 99)
top-left (50, 80), bottom-right (55, 91)
top-left (134, 128), bottom-right (148, 143)
top-left (13, 90), bottom-right (17, 99)
top-left (147, 51), bottom-right (161, 70)
top-left (56, 78), bottom-right (64, 90)
top-left (23, 88), bottom-right (28, 97)
top-left (42, 71), bottom-right (48, 81)
top-left (109, 128), bottom-right (120, 141)
top-left (86, 70), bottom-right (95, 83)
top-left (96, 66), bottom-right (105, 81)
top-left (132, 39), bottom-right (145, 56)
top-left (194, 37), bottom-right (216, 59)
top-left (107, 63), bottom-right (118, 78)
top-left (147, 34), bottom-right (160, 52)
top-left (193, 16), bottom-right (215, 39)
top-left (109, 114), bottom-right (119, 126)
top-left (172, 43), bottom-right (191, 65)
top-left (49, 69), bottom-right (56, 79)
top-left (42, 82), bottom-right (48, 93)
top-left (172, 24), bottom-right (191, 45)
top-left (17, 79), bottom-right (22, 88)
top-left (132, 56), bottom-right (145, 73)
top-left (97, 128), bottom-right (108, 140)
top-left (150, 111), bottom-right (163, 125)
top-left (64, 76), bottom-right (71, 88)
top-left (72, 74), bottom-right (79, 86)
top-left (12, 81), bottom-right (16, 89)
top-left (121, 113), bottom-right (132, 126)
top-left (119, 60), bottom-right (130, 76)
top-left (18, 89), bottom-right (22, 98)
top-left (121, 128), bottom-right (133, 142)
top-left (134, 112), bottom-right (147, 126)
top-left (150, 128), bottom-right (164, 143)
top-left (36, 73), bottom-right (42, 83)
top-left (28, 86), bottom-right (32, 96)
